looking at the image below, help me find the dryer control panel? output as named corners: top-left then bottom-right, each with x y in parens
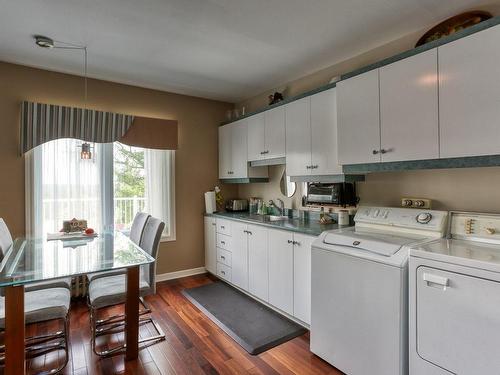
top-left (450, 212), bottom-right (500, 243)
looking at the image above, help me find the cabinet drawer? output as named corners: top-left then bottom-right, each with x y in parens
top-left (216, 262), bottom-right (232, 282)
top-left (216, 233), bottom-right (232, 251)
top-left (216, 219), bottom-right (232, 236)
top-left (217, 247), bottom-right (232, 267)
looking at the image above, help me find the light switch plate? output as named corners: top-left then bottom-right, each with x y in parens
top-left (401, 197), bottom-right (432, 209)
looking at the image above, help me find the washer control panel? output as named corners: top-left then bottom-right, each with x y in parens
top-left (450, 212), bottom-right (500, 242)
top-left (355, 206), bottom-right (448, 232)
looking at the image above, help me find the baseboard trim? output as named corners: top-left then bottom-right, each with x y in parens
top-left (156, 267), bottom-right (207, 283)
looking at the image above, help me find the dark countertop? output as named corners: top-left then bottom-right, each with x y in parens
top-left (206, 211), bottom-right (348, 237)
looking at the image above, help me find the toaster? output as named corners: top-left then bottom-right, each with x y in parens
top-left (225, 199), bottom-right (248, 212)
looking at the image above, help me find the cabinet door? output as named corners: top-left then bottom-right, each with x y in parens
top-left (218, 125), bottom-right (232, 179)
top-left (230, 120), bottom-right (248, 178)
top-left (439, 25), bottom-right (500, 158)
top-left (231, 222), bottom-right (249, 291)
top-left (265, 106), bottom-right (286, 159)
top-left (337, 69), bottom-right (381, 164)
top-left (285, 97), bottom-right (312, 176)
top-left (247, 113), bottom-right (265, 161)
top-left (293, 233), bottom-right (315, 324)
top-left (268, 230), bottom-right (294, 315)
top-left (380, 49), bottom-right (439, 162)
top-left (248, 224), bottom-right (269, 302)
top-left (311, 88), bottom-right (342, 175)
top-left (204, 217), bottom-right (217, 274)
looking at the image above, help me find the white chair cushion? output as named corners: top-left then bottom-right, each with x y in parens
top-left (0, 287), bottom-right (70, 328)
top-left (88, 273), bottom-right (151, 309)
top-left (25, 277), bottom-right (72, 292)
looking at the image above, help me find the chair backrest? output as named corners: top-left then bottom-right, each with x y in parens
top-left (129, 212), bottom-right (150, 245)
top-left (139, 216), bottom-right (165, 294)
top-left (0, 218), bottom-right (13, 261)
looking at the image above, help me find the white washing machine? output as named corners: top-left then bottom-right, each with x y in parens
top-left (409, 211), bottom-right (500, 374)
top-left (311, 206), bottom-right (448, 375)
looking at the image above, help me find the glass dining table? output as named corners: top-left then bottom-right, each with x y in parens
top-left (0, 231), bottom-right (154, 375)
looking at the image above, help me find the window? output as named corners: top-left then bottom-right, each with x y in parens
top-left (25, 139), bottom-right (175, 241)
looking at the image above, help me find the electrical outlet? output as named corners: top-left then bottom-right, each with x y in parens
top-left (401, 197), bottom-right (432, 209)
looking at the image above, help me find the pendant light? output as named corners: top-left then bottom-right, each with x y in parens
top-left (34, 35), bottom-right (94, 160)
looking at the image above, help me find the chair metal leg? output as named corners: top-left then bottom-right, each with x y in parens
top-left (89, 300), bottom-right (165, 358)
top-left (0, 314), bottom-right (70, 375)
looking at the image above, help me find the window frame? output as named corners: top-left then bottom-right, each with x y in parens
top-left (25, 140), bottom-right (176, 244)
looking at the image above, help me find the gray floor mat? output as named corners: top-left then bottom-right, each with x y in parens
top-left (182, 281), bottom-right (307, 355)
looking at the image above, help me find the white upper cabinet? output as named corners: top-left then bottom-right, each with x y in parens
top-left (247, 113), bottom-right (265, 161)
top-left (264, 106), bottom-right (286, 159)
top-left (219, 120), bottom-right (268, 179)
top-left (439, 25), bottom-right (500, 158)
top-left (286, 89), bottom-right (342, 176)
top-left (379, 49), bottom-right (439, 162)
top-left (337, 69), bottom-right (381, 165)
top-left (285, 97), bottom-right (312, 176)
top-left (218, 124), bottom-right (232, 179)
top-left (230, 120), bottom-right (248, 178)
top-left (311, 88), bottom-right (342, 175)
top-left (247, 107), bottom-right (285, 161)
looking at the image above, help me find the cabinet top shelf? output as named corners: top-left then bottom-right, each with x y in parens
top-left (221, 16), bottom-right (500, 127)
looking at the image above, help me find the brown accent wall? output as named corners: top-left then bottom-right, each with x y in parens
top-left (0, 61), bottom-right (237, 274)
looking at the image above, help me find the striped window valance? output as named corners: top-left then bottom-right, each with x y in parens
top-left (20, 101), bottom-right (134, 154)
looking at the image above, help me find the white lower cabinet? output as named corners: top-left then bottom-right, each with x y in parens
top-left (293, 233), bottom-right (315, 325)
top-left (204, 217), bottom-right (217, 274)
top-left (231, 222), bottom-right (249, 291)
top-left (206, 217), bottom-right (315, 325)
top-left (268, 230), bottom-right (294, 315)
top-left (248, 224), bottom-right (269, 302)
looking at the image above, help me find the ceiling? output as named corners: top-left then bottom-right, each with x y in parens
top-left (0, 0), bottom-right (492, 102)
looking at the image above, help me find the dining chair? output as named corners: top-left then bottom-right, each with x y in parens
top-left (0, 287), bottom-right (71, 373)
top-left (86, 212), bottom-right (151, 283)
top-left (0, 218), bottom-right (71, 292)
top-left (87, 216), bottom-right (165, 357)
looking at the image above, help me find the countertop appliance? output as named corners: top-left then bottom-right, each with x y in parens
top-left (311, 206), bottom-right (448, 375)
top-left (225, 199), bottom-right (248, 212)
top-left (409, 211), bottom-right (500, 374)
top-left (305, 182), bottom-right (357, 207)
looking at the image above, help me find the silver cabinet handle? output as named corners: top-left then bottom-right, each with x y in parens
top-left (311, 165), bottom-right (318, 169)
top-left (380, 149), bottom-right (387, 154)
top-left (306, 165), bottom-right (311, 169)
top-left (220, 255), bottom-right (225, 260)
top-left (243, 230), bottom-right (248, 234)
top-left (247, 231), bottom-right (252, 235)
top-left (287, 239), bottom-right (293, 244)
top-left (221, 241), bottom-right (225, 245)
top-left (221, 270), bottom-right (225, 275)
top-left (372, 150), bottom-right (379, 155)
top-left (260, 150), bottom-right (269, 155)
top-left (293, 241), bottom-right (301, 246)
top-left (220, 225), bottom-right (225, 229)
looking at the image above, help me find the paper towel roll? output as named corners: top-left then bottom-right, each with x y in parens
top-left (205, 191), bottom-right (216, 214)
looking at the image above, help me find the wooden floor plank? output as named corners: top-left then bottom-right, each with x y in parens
top-left (1, 274), bottom-right (343, 375)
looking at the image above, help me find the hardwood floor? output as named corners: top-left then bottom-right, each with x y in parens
top-left (3, 274), bottom-right (343, 375)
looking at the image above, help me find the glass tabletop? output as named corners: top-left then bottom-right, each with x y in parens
top-left (0, 231), bottom-right (154, 287)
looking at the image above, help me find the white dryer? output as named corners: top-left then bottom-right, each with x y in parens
top-left (311, 206), bottom-right (448, 375)
top-left (410, 211), bottom-right (500, 374)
